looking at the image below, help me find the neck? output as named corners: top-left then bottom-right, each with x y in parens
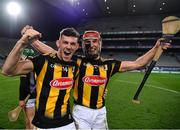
top-left (57, 53), bottom-right (66, 61)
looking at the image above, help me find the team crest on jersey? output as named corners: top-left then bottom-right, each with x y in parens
top-left (82, 75), bottom-right (107, 86)
top-left (62, 66), bottom-right (68, 72)
top-left (50, 77), bottom-right (73, 90)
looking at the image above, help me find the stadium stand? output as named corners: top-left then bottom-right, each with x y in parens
top-left (174, 53), bottom-right (180, 63)
top-left (0, 38), bottom-right (17, 56)
top-left (101, 52), bottom-right (180, 67)
top-left (0, 28), bottom-right (180, 70)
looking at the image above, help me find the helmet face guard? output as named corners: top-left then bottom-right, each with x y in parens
top-left (82, 30), bottom-right (102, 59)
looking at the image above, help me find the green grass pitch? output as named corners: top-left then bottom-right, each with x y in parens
top-left (0, 72), bottom-right (180, 129)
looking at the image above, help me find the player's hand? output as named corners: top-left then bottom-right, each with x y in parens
top-left (154, 38), bottom-right (171, 50)
top-left (21, 25), bottom-right (33, 36)
top-left (19, 28), bottom-right (42, 46)
top-left (19, 100), bottom-right (25, 108)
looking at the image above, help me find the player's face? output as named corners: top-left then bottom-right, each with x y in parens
top-left (83, 38), bottom-right (101, 59)
top-left (56, 35), bottom-right (79, 62)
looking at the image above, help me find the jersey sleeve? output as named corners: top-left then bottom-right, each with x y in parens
top-left (19, 75), bottom-right (29, 100)
top-left (110, 60), bottom-right (122, 76)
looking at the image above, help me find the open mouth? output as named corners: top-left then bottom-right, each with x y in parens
top-left (88, 48), bottom-right (98, 55)
top-left (89, 46), bottom-right (96, 52)
top-left (64, 51), bottom-right (71, 56)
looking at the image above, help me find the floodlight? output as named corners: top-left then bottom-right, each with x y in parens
top-left (6, 1), bottom-right (21, 16)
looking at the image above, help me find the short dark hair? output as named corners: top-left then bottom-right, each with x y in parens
top-left (60, 28), bottom-right (80, 39)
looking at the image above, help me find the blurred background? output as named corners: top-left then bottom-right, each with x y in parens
top-left (0, 0), bottom-right (180, 70)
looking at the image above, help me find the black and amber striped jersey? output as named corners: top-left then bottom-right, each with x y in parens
top-left (73, 56), bottom-right (121, 109)
top-left (30, 53), bottom-right (78, 128)
top-left (19, 72), bottom-right (36, 100)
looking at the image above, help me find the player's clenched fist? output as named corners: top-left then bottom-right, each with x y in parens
top-left (19, 25), bottom-right (42, 46)
top-left (21, 25), bottom-right (33, 35)
top-left (154, 38), bottom-right (171, 50)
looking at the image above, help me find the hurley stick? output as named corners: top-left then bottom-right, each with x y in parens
top-left (132, 16), bottom-right (180, 104)
top-left (8, 94), bottom-right (30, 122)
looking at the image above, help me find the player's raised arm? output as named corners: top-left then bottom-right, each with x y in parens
top-left (21, 25), bottom-right (56, 54)
top-left (120, 38), bottom-right (171, 72)
top-left (31, 40), bottom-right (56, 54)
top-left (2, 28), bottom-right (41, 76)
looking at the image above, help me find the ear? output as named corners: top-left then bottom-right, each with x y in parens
top-left (56, 40), bottom-right (60, 48)
top-left (76, 43), bottom-right (79, 50)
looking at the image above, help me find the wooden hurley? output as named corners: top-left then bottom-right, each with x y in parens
top-left (8, 94), bottom-right (30, 122)
top-left (132, 16), bottom-right (180, 104)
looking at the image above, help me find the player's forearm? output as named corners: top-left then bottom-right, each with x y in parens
top-left (135, 46), bottom-right (157, 68)
top-left (31, 40), bottom-right (55, 54)
top-left (2, 39), bottom-right (27, 76)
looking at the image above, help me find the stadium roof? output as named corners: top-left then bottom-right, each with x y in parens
top-left (0, 0), bottom-right (180, 40)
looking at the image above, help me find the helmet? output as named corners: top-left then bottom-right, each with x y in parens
top-left (82, 30), bottom-right (102, 59)
top-left (82, 30), bottom-right (101, 40)
top-left (22, 48), bottom-right (35, 59)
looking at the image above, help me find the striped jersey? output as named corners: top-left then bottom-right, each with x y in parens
top-left (31, 53), bottom-right (78, 128)
top-left (73, 56), bottom-right (121, 109)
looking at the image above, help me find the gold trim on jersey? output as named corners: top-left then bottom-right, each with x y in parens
top-left (45, 64), bottom-right (62, 118)
top-left (73, 73), bottom-right (79, 101)
top-left (36, 60), bottom-right (48, 110)
top-left (110, 63), bottom-right (115, 76)
top-left (73, 58), bottom-right (82, 101)
top-left (61, 88), bottom-right (71, 117)
top-left (82, 64), bottom-right (94, 107)
top-left (96, 65), bottom-right (107, 108)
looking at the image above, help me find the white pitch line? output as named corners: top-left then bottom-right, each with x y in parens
top-left (115, 79), bottom-right (180, 94)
